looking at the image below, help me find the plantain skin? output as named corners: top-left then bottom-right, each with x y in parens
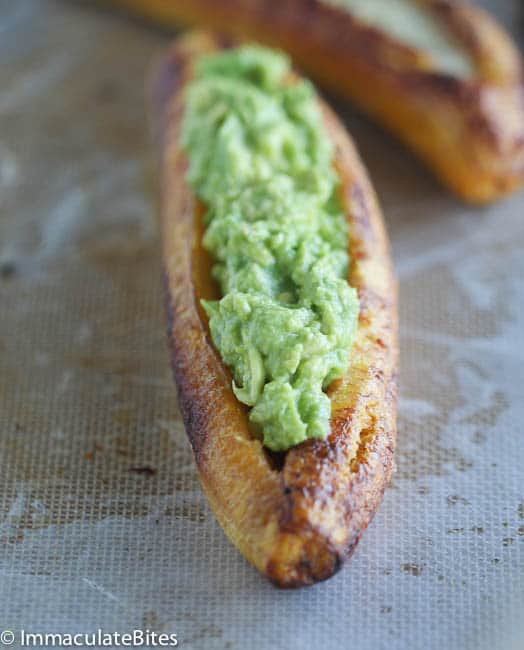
top-left (155, 31), bottom-right (398, 587)
top-left (120, 0), bottom-right (524, 203)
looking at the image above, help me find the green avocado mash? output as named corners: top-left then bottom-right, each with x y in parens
top-left (181, 45), bottom-right (359, 451)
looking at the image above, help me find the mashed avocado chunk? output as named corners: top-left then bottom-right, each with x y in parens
top-left (181, 45), bottom-right (359, 451)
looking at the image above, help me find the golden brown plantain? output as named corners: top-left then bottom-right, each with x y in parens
top-left (154, 31), bottom-right (398, 587)
top-left (115, 0), bottom-right (524, 203)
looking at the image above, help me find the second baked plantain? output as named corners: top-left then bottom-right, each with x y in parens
top-left (116, 0), bottom-right (524, 203)
top-left (154, 32), bottom-right (397, 587)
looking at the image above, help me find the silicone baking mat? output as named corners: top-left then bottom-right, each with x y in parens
top-left (0, 1), bottom-right (523, 648)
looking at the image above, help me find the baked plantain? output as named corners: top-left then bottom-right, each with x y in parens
top-left (116, 0), bottom-right (524, 203)
top-left (155, 31), bottom-right (397, 587)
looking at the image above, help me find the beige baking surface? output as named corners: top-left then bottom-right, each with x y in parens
top-left (0, 1), bottom-right (523, 648)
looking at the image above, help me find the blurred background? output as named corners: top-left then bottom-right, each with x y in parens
top-left (0, 1), bottom-right (523, 649)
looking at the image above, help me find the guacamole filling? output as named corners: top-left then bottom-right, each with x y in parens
top-left (181, 45), bottom-right (359, 452)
